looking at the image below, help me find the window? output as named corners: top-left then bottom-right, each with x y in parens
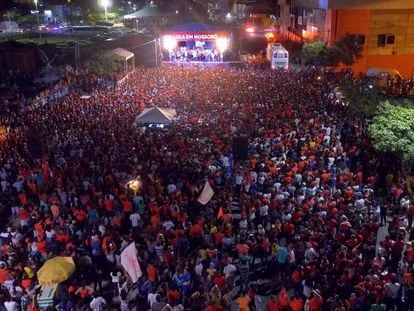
top-left (356, 35), bottom-right (366, 45)
top-left (378, 34), bottom-right (395, 47)
top-left (386, 35), bottom-right (395, 45)
top-left (350, 34), bottom-right (366, 46)
top-left (377, 34), bottom-right (386, 47)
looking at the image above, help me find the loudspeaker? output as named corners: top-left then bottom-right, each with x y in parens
top-left (232, 136), bottom-right (249, 161)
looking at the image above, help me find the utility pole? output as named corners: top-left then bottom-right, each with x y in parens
top-left (67, 0), bottom-right (73, 26)
top-left (154, 38), bottom-right (160, 91)
top-left (34, 0), bottom-right (41, 39)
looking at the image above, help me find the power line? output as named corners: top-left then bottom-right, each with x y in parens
top-left (129, 38), bottom-right (156, 50)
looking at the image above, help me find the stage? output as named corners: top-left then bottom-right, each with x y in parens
top-left (161, 61), bottom-right (244, 68)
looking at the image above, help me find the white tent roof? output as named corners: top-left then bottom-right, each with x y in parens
top-left (113, 48), bottom-right (134, 60)
top-left (0, 21), bottom-right (20, 31)
top-left (135, 107), bottom-right (176, 125)
top-left (124, 4), bottom-right (167, 19)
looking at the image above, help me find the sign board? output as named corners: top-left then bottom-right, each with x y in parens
top-left (161, 32), bottom-right (230, 42)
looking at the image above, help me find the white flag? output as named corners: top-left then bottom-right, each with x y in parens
top-left (197, 181), bottom-right (215, 205)
top-left (120, 242), bottom-right (142, 283)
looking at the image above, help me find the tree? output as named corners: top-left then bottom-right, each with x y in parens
top-left (300, 41), bottom-right (330, 66)
top-left (369, 101), bottom-right (414, 173)
top-left (281, 40), bottom-right (303, 64)
top-left (13, 13), bottom-right (37, 27)
top-left (87, 12), bottom-right (118, 24)
top-left (300, 35), bottom-right (362, 67)
top-left (341, 79), bottom-right (384, 118)
top-left (331, 35), bottom-right (362, 66)
top-left (85, 52), bottom-right (123, 76)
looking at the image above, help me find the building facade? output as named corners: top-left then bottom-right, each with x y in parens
top-left (279, 0), bottom-right (414, 77)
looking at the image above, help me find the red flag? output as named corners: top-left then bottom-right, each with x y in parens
top-left (217, 207), bottom-right (224, 219)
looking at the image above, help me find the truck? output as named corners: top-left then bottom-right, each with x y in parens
top-left (266, 43), bottom-right (289, 70)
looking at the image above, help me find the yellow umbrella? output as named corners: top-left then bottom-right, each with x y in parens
top-left (37, 257), bottom-right (75, 285)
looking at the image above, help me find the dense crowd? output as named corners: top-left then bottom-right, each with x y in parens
top-left (0, 65), bottom-right (413, 311)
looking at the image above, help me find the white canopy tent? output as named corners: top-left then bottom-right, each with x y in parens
top-left (113, 48), bottom-right (135, 71)
top-left (124, 4), bottom-right (167, 19)
top-left (134, 107), bottom-right (177, 125)
top-left (0, 21), bottom-right (21, 33)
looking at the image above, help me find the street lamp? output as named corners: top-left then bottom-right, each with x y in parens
top-left (100, 0), bottom-right (111, 21)
top-left (34, 0), bottom-right (41, 38)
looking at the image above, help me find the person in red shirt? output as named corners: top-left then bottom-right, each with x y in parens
top-left (205, 301), bottom-right (223, 311)
top-left (147, 263), bottom-right (158, 283)
top-left (73, 208), bottom-right (86, 223)
top-left (267, 295), bottom-right (279, 311)
top-left (122, 200), bottom-right (133, 214)
top-left (167, 286), bottom-right (180, 305)
top-left (278, 287), bottom-right (290, 310)
top-left (190, 222), bottom-right (204, 237)
top-left (290, 295), bottom-right (304, 311)
top-left (18, 206), bottom-right (29, 228)
top-left (212, 271), bottom-right (226, 291)
top-left (104, 197), bottom-right (114, 213)
top-left (306, 290), bottom-right (323, 311)
top-left (235, 242), bottom-right (249, 255)
top-left (36, 238), bottom-right (47, 256)
top-left (0, 264), bottom-right (9, 284)
top-left (214, 231), bottom-right (224, 246)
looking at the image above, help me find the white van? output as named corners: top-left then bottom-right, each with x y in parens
top-left (366, 67), bottom-right (402, 88)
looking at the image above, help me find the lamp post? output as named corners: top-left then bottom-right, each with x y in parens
top-left (34, 0), bottom-right (41, 39)
top-left (100, 0), bottom-right (110, 21)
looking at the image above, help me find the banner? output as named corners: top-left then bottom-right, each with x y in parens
top-left (120, 242), bottom-right (142, 283)
top-left (197, 181), bottom-right (215, 205)
top-left (161, 32), bottom-right (230, 42)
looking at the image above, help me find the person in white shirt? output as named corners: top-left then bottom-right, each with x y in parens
top-left (239, 217), bottom-right (248, 231)
top-left (259, 203), bottom-right (269, 217)
top-left (0, 179), bottom-right (9, 192)
top-left (110, 269), bottom-right (122, 297)
top-left (12, 178), bottom-right (23, 192)
top-left (288, 245), bottom-right (296, 267)
top-left (221, 155), bottom-right (229, 168)
top-left (195, 260), bottom-right (203, 276)
top-left (384, 274), bottom-right (401, 310)
top-left (162, 219), bottom-right (175, 231)
top-left (147, 289), bottom-right (159, 307)
top-left (250, 171), bottom-right (258, 183)
top-left (167, 183), bottom-right (177, 194)
top-left (400, 196), bottom-right (410, 212)
top-left (129, 212), bottom-right (141, 228)
top-left (304, 243), bottom-right (317, 263)
top-left (223, 259), bottom-right (237, 288)
top-left (235, 172), bottom-right (243, 190)
top-left (90, 293), bottom-right (107, 311)
top-left (4, 297), bottom-right (18, 311)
